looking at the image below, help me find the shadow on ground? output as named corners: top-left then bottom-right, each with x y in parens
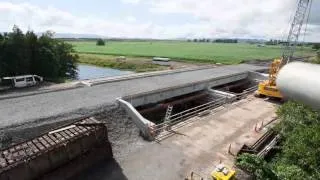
top-left (70, 158), bottom-right (128, 180)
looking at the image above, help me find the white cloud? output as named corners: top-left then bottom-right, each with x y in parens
top-left (0, 2), bottom-right (149, 38)
top-left (126, 16), bottom-right (137, 23)
top-left (121, 0), bottom-right (141, 4)
top-left (147, 0), bottom-right (320, 41)
top-left (0, 1), bottom-right (319, 41)
top-left (148, 0), bottom-right (293, 38)
top-left (0, 2), bottom-right (76, 32)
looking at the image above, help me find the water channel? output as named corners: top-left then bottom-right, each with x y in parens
top-left (77, 64), bottom-right (133, 80)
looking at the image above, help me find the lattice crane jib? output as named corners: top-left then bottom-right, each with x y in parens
top-left (282, 0), bottom-right (310, 65)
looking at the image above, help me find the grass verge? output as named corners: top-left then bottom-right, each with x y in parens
top-left (77, 54), bottom-right (168, 72)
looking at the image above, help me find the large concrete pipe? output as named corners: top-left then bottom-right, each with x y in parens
top-left (277, 62), bottom-right (320, 110)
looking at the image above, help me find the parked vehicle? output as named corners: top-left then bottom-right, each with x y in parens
top-left (2, 75), bottom-right (43, 88)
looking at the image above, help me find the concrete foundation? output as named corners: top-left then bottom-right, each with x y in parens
top-left (118, 71), bottom-right (265, 140)
top-left (123, 72), bottom-right (247, 107)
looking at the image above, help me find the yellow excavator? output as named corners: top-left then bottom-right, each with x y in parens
top-left (256, 0), bottom-right (311, 99)
top-left (185, 164), bottom-right (236, 180)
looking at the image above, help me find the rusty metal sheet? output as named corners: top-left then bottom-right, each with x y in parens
top-left (0, 117), bottom-right (107, 173)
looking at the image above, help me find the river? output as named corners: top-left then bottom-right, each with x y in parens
top-left (77, 64), bottom-right (133, 80)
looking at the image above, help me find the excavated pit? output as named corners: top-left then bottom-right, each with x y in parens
top-left (136, 91), bottom-right (219, 124)
top-left (136, 79), bottom-right (258, 125)
top-left (215, 79), bottom-right (258, 94)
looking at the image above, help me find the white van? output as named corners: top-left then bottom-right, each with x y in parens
top-left (2, 75), bottom-right (43, 88)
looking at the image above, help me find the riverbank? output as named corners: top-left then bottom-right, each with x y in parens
top-left (78, 54), bottom-right (168, 73)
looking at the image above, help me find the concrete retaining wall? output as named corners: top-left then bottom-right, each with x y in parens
top-left (207, 88), bottom-right (236, 99)
top-left (117, 71), bottom-right (266, 141)
top-left (248, 71), bottom-right (268, 82)
top-left (117, 98), bottom-right (155, 140)
top-left (123, 72), bottom-right (248, 107)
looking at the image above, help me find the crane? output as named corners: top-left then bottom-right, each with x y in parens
top-left (256, 0), bottom-right (312, 99)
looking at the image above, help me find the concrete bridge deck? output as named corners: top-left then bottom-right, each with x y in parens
top-left (0, 64), bottom-right (266, 130)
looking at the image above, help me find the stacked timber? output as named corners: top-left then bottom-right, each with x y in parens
top-left (0, 117), bottom-right (113, 180)
top-left (237, 130), bottom-right (279, 158)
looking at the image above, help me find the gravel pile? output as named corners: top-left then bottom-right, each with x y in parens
top-left (95, 106), bottom-right (147, 161)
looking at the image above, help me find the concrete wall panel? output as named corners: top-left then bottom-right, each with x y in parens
top-left (117, 98), bottom-right (155, 140)
top-left (124, 73), bottom-right (248, 107)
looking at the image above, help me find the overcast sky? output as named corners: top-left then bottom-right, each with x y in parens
top-left (0, 0), bottom-right (319, 41)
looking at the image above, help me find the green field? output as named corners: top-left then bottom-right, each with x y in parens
top-left (70, 41), bottom-right (314, 64)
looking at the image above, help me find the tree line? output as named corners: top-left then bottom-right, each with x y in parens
top-left (265, 39), bottom-right (303, 46)
top-left (187, 38), bottom-right (238, 43)
top-left (0, 26), bottom-right (78, 80)
top-left (265, 39), bottom-right (320, 49)
top-left (214, 39), bottom-right (238, 43)
top-left (312, 43), bottom-right (320, 50)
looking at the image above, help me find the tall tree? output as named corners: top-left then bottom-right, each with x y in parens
top-left (0, 26), bottom-right (78, 80)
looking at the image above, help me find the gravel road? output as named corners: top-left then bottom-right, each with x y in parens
top-left (0, 64), bottom-right (265, 131)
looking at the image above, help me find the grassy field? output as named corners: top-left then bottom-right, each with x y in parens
top-left (70, 41), bottom-right (314, 64)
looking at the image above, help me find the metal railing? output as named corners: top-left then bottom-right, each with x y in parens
top-left (153, 97), bottom-right (228, 133)
top-left (152, 85), bottom-right (258, 138)
top-left (225, 85), bottom-right (258, 99)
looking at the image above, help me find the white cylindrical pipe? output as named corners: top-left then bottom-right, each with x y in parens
top-left (277, 62), bottom-right (320, 110)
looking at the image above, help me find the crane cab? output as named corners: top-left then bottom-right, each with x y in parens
top-left (256, 58), bottom-right (283, 99)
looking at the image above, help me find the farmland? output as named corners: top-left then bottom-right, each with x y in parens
top-left (70, 41), bottom-right (314, 64)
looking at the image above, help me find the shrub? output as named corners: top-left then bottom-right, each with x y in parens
top-left (96, 38), bottom-right (105, 46)
top-left (236, 153), bottom-right (277, 180)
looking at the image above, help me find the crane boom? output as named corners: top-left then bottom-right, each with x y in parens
top-left (282, 0), bottom-right (310, 64)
